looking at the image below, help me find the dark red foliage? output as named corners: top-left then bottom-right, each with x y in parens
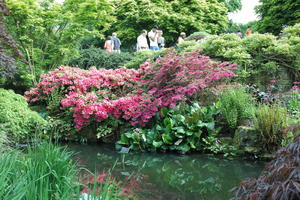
top-left (0, 0), bottom-right (24, 78)
top-left (231, 136), bottom-right (300, 200)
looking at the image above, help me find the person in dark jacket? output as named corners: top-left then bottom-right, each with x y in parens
top-left (112, 32), bottom-right (121, 53)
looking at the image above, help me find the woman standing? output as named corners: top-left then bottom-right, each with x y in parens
top-left (137, 30), bottom-right (149, 51)
top-left (104, 36), bottom-right (113, 53)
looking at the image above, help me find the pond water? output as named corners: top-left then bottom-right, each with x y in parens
top-left (68, 144), bottom-right (265, 200)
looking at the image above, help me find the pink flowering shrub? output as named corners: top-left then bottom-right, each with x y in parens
top-left (25, 50), bottom-right (237, 130)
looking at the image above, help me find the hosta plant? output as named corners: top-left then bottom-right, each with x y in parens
top-left (116, 102), bottom-right (221, 153)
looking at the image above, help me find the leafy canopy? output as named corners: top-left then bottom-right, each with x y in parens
top-left (110, 0), bottom-right (229, 46)
top-left (255, 0), bottom-right (300, 34)
top-left (5, 0), bottom-right (114, 85)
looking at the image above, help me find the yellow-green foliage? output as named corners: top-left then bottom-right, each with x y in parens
top-left (254, 104), bottom-right (288, 149)
top-left (180, 24), bottom-right (300, 85)
top-left (0, 89), bottom-right (47, 141)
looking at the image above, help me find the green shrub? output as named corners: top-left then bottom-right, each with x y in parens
top-left (218, 86), bottom-right (255, 130)
top-left (124, 49), bottom-right (169, 69)
top-left (117, 102), bottom-right (221, 153)
top-left (0, 89), bottom-right (47, 141)
top-left (179, 28), bottom-right (300, 86)
top-left (67, 48), bottom-right (134, 69)
top-left (185, 31), bottom-right (210, 41)
top-left (254, 104), bottom-right (288, 150)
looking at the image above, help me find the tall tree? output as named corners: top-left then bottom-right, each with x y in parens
top-left (5, 0), bottom-right (114, 85)
top-left (219, 0), bottom-right (242, 12)
top-left (255, 0), bottom-right (300, 34)
top-left (111, 0), bottom-right (229, 46)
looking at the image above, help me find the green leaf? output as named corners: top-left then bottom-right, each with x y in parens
top-left (162, 134), bottom-right (172, 144)
top-left (175, 126), bottom-right (185, 134)
top-left (177, 144), bottom-right (191, 152)
top-left (176, 114), bottom-right (185, 123)
top-left (153, 141), bottom-right (163, 148)
top-left (186, 131), bottom-right (194, 136)
top-left (120, 134), bottom-right (129, 144)
top-left (161, 107), bottom-right (169, 116)
top-left (155, 124), bottom-right (162, 131)
top-left (174, 139), bottom-right (183, 145)
top-left (206, 122), bottom-right (215, 130)
top-left (124, 132), bottom-right (133, 138)
top-left (194, 130), bottom-right (202, 137)
top-left (163, 117), bottom-right (171, 127)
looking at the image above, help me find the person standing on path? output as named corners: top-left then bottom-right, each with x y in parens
top-left (177, 32), bottom-right (186, 44)
top-left (112, 32), bottom-right (121, 53)
top-left (137, 30), bottom-right (149, 51)
top-left (157, 30), bottom-right (165, 49)
top-left (104, 36), bottom-right (113, 53)
top-left (148, 25), bottom-right (159, 51)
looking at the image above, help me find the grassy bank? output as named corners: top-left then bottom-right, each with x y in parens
top-left (0, 142), bottom-right (123, 200)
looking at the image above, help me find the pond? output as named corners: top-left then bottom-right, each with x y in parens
top-left (68, 144), bottom-right (265, 200)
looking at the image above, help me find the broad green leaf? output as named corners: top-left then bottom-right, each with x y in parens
top-left (162, 134), bottom-right (172, 144)
top-left (153, 141), bottom-right (163, 148)
top-left (175, 126), bottom-right (185, 134)
top-left (177, 144), bottom-right (191, 152)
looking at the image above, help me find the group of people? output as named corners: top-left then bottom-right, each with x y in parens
top-left (104, 32), bottom-right (122, 53)
top-left (137, 25), bottom-right (165, 51)
top-left (236, 27), bottom-right (252, 38)
top-left (104, 26), bottom-right (187, 52)
top-left (136, 25), bottom-right (187, 51)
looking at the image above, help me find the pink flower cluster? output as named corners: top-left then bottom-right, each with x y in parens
top-left (25, 50), bottom-right (236, 130)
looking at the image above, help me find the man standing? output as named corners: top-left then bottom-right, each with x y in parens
top-left (112, 32), bottom-right (121, 53)
top-left (148, 25), bottom-right (159, 51)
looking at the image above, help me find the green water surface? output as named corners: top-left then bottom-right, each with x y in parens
top-left (68, 144), bottom-right (264, 200)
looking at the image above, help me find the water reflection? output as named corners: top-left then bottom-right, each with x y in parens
top-left (68, 144), bottom-right (264, 200)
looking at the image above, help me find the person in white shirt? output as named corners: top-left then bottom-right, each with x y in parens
top-left (148, 25), bottom-right (159, 51)
top-left (137, 30), bottom-right (149, 51)
top-left (177, 32), bottom-right (186, 45)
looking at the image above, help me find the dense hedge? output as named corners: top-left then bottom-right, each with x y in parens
top-left (67, 48), bottom-right (134, 69)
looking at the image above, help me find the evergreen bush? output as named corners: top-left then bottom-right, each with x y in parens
top-left (67, 48), bottom-right (134, 69)
top-left (0, 88), bottom-right (47, 141)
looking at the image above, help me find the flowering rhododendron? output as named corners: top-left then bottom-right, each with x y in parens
top-left (25, 50), bottom-right (237, 130)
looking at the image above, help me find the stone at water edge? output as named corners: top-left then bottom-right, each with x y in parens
top-left (119, 147), bottom-right (130, 153)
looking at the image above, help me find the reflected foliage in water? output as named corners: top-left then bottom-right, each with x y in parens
top-left (69, 144), bottom-right (264, 200)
